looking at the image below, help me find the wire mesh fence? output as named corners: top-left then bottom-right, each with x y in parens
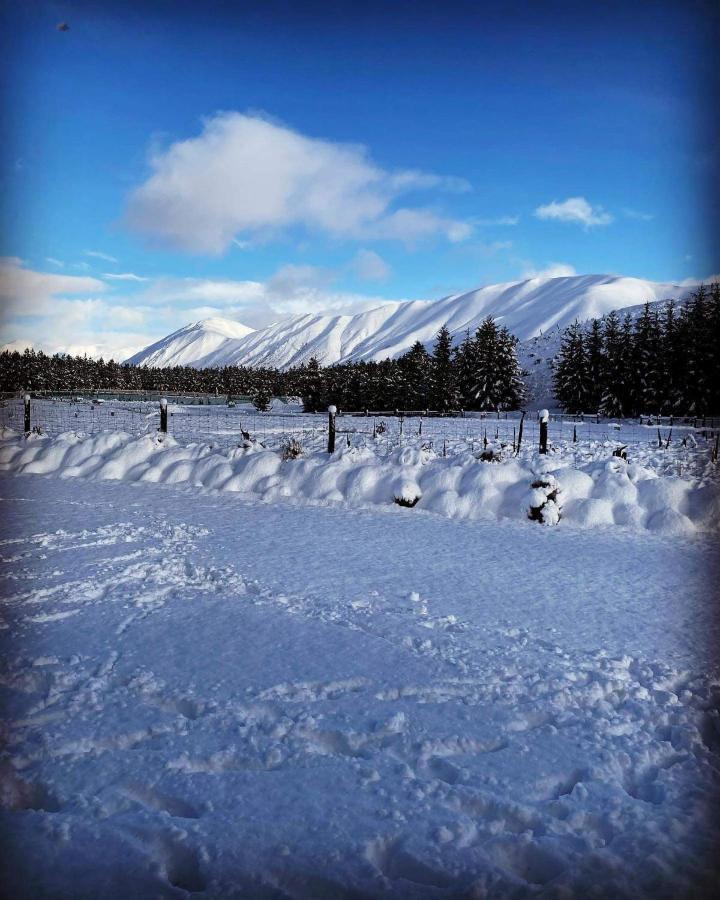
top-left (2, 396), bottom-right (717, 459)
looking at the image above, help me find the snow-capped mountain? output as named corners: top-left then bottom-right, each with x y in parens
top-left (127, 274), bottom-right (695, 370)
top-left (126, 317), bottom-right (255, 368)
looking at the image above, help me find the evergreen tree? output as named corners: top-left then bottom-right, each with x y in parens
top-left (453, 328), bottom-right (477, 409)
top-left (585, 318), bottom-right (604, 412)
top-left (553, 321), bottom-right (589, 413)
top-left (496, 325), bottom-right (526, 409)
top-left (430, 326), bottom-right (457, 410)
top-left (465, 317), bottom-right (523, 410)
top-left (633, 302), bottom-right (663, 414)
top-left (599, 312), bottom-right (626, 417)
top-left (398, 341), bottom-right (432, 409)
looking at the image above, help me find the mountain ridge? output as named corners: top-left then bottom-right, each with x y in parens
top-left (126, 274), bottom-right (697, 371)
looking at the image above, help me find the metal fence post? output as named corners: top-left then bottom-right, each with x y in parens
top-left (327, 405), bottom-right (336, 453)
top-left (539, 408), bottom-right (549, 454)
top-left (159, 397), bottom-right (168, 434)
top-left (24, 394), bottom-right (31, 435)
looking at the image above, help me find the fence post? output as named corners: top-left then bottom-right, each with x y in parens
top-left (159, 398), bottom-right (168, 434)
top-left (515, 411), bottom-right (525, 456)
top-left (327, 405), bottom-right (336, 454)
top-left (539, 408), bottom-right (549, 454)
top-left (24, 394), bottom-right (31, 435)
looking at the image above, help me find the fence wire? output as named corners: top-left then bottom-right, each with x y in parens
top-left (1, 398), bottom-right (716, 459)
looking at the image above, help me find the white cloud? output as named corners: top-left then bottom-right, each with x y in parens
top-left (103, 272), bottom-right (149, 282)
top-left (0, 258), bottom-right (407, 359)
top-left (45, 257), bottom-right (64, 267)
top-left (534, 197), bottom-right (613, 227)
top-left (125, 112), bottom-right (472, 253)
top-left (350, 249), bottom-right (392, 281)
top-left (84, 249), bottom-right (119, 263)
top-left (522, 262), bottom-right (578, 280)
top-left (0, 257), bottom-right (107, 321)
top-left (131, 265), bottom-right (397, 328)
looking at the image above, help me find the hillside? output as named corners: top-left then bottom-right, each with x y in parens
top-left (126, 317), bottom-right (255, 369)
top-left (127, 274), bottom-right (695, 372)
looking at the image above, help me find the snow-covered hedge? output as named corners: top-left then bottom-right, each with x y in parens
top-left (1, 429), bottom-right (717, 536)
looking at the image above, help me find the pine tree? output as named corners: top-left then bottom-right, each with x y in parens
top-left (553, 321), bottom-right (589, 413)
top-left (599, 312), bottom-right (626, 417)
top-left (430, 326), bottom-right (457, 410)
top-left (620, 312), bottom-right (636, 415)
top-left (453, 328), bottom-right (477, 409)
top-left (496, 325), bottom-right (526, 409)
top-left (633, 302), bottom-right (662, 415)
top-left (585, 318), bottom-right (604, 412)
top-left (398, 341), bottom-right (432, 410)
top-left (465, 317), bottom-right (524, 410)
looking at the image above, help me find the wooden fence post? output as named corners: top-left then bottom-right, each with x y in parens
top-left (24, 394), bottom-right (31, 435)
top-left (515, 411), bottom-right (525, 456)
top-left (327, 405), bottom-right (336, 454)
top-left (159, 398), bottom-right (168, 433)
top-left (539, 408), bottom-right (549, 454)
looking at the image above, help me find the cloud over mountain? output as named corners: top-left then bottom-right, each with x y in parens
top-left (125, 113), bottom-right (473, 254)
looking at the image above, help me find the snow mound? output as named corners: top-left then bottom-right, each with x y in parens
top-left (1, 430), bottom-right (716, 536)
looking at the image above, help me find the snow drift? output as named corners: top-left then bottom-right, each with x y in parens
top-left (1, 429), bottom-right (716, 537)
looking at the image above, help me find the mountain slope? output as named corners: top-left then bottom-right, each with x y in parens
top-left (127, 274), bottom-right (695, 370)
top-left (126, 317), bottom-right (255, 368)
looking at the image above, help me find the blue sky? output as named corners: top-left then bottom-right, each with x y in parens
top-left (1, 0), bottom-right (718, 359)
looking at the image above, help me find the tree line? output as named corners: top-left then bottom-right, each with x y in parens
top-left (552, 283), bottom-right (720, 417)
top-left (4, 285), bottom-right (716, 415)
top-left (0, 316), bottom-right (526, 412)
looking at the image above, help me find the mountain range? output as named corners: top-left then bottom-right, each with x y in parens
top-left (127, 273), bottom-right (695, 373)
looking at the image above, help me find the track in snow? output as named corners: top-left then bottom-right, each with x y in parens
top-left (1, 475), bottom-right (719, 898)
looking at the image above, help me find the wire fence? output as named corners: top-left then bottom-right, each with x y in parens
top-left (2, 397), bottom-right (717, 458)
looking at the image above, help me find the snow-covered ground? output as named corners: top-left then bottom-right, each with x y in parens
top-left (1, 438), bottom-right (719, 896)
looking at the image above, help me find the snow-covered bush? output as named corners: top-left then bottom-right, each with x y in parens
top-left (281, 438), bottom-right (304, 460)
top-left (528, 475), bottom-right (561, 525)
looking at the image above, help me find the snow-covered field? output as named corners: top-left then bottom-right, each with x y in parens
top-left (1, 428), bottom-right (719, 897)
